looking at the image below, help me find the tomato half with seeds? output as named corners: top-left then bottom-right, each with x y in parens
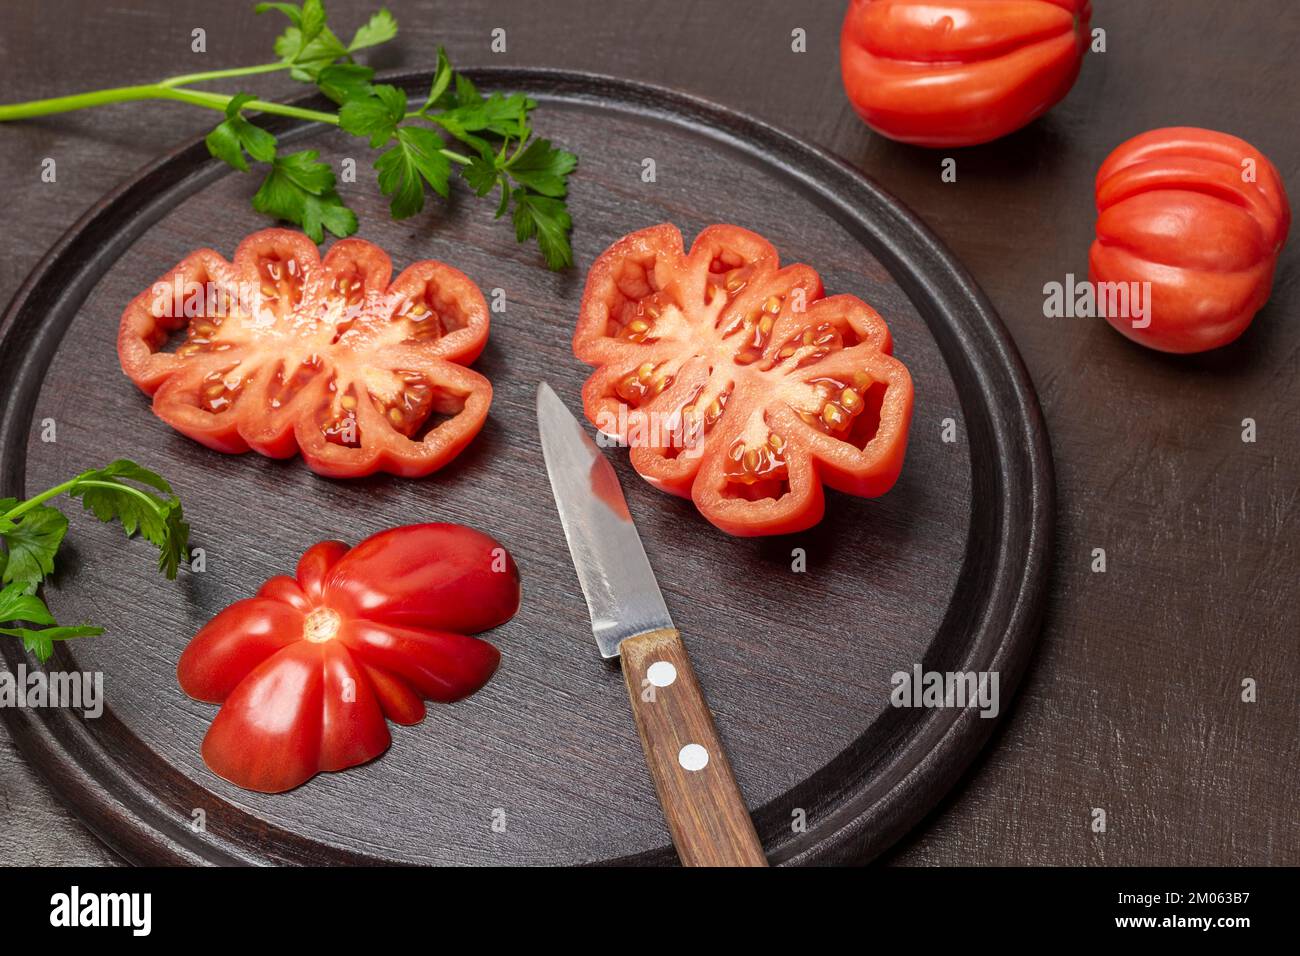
top-left (1090, 127), bottom-right (1291, 353)
top-left (177, 523), bottom-right (521, 793)
top-left (118, 229), bottom-right (492, 478)
top-left (840, 0), bottom-right (1092, 147)
top-left (574, 224), bottom-right (913, 537)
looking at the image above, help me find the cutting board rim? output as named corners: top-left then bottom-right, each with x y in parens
top-left (0, 67), bottom-right (1054, 866)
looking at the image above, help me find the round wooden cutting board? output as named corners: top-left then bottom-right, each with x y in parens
top-left (0, 69), bottom-right (1053, 865)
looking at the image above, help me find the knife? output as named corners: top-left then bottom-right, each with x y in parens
top-left (537, 382), bottom-right (767, 867)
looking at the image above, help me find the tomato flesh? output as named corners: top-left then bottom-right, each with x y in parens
top-left (118, 229), bottom-right (493, 478)
top-left (1089, 127), bottom-right (1291, 353)
top-left (574, 224), bottom-right (913, 536)
top-left (840, 0), bottom-right (1091, 147)
top-left (177, 523), bottom-right (522, 793)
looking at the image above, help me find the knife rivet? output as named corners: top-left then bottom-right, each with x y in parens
top-left (678, 743), bottom-right (709, 772)
top-left (646, 661), bottom-right (677, 687)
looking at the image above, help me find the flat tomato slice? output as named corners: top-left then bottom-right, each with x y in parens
top-left (574, 224), bottom-right (913, 537)
top-left (177, 524), bottom-right (521, 793)
top-left (1089, 127), bottom-right (1291, 353)
top-left (118, 229), bottom-right (492, 478)
top-left (839, 0), bottom-right (1091, 147)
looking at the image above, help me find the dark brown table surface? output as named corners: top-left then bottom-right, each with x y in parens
top-left (0, 0), bottom-right (1295, 866)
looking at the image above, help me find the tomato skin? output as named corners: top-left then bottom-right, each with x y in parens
top-left (177, 523), bottom-right (519, 793)
top-left (1089, 127), bottom-right (1291, 353)
top-left (326, 524), bottom-right (522, 635)
top-left (118, 229), bottom-right (493, 478)
top-left (177, 597), bottom-right (303, 702)
top-left (200, 642), bottom-right (329, 794)
top-left (840, 0), bottom-right (1091, 147)
top-left (574, 224), bottom-right (913, 537)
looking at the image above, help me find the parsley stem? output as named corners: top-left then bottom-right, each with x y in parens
top-left (0, 478), bottom-right (161, 524)
top-left (0, 477), bottom-right (84, 523)
top-left (0, 85), bottom-right (475, 169)
top-left (159, 87), bottom-right (340, 124)
top-left (158, 62), bottom-right (290, 88)
top-left (66, 480), bottom-right (166, 515)
top-left (0, 83), bottom-right (339, 125)
top-left (0, 84), bottom-right (169, 121)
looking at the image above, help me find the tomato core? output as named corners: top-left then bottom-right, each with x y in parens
top-left (303, 607), bottom-right (341, 643)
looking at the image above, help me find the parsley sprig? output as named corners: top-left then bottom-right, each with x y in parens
top-left (0, 2), bottom-right (577, 269)
top-left (0, 460), bottom-right (190, 662)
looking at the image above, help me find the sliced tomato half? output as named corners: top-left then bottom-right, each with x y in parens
top-left (118, 229), bottom-right (492, 478)
top-left (177, 523), bottom-right (522, 793)
top-left (574, 224), bottom-right (914, 536)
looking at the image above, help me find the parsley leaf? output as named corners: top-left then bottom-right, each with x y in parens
top-left (462, 155), bottom-right (500, 197)
top-left (261, 0), bottom-right (349, 81)
top-left (262, 148), bottom-right (335, 194)
top-left (252, 2), bottom-right (303, 26)
top-left (253, 150), bottom-right (357, 242)
top-left (300, 190), bottom-right (359, 245)
top-left (0, 581), bottom-right (98, 664)
top-left (416, 47), bottom-right (454, 115)
top-left (0, 621), bottom-right (103, 663)
top-left (349, 9), bottom-right (397, 51)
top-left (412, 63), bottom-right (577, 264)
top-left (375, 126), bottom-right (451, 218)
top-left (1, 506), bottom-right (68, 593)
top-left (338, 83), bottom-right (406, 148)
top-left (511, 189), bottom-right (574, 270)
top-left (316, 62), bottom-right (374, 105)
top-left (0, 581), bottom-right (56, 626)
top-left (432, 85), bottom-right (533, 148)
top-left (452, 72), bottom-right (480, 109)
top-left (0, 458), bottom-right (186, 661)
top-left (507, 138), bottom-right (578, 198)
top-left (65, 460), bottom-right (191, 580)
top-left (297, 0), bottom-right (326, 45)
top-left (283, 30), bottom-right (349, 81)
top-left (205, 93), bottom-right (278, 172)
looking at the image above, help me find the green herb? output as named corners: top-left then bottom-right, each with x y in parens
top-left (0, 1), bottom-right (576, 269)
top-left (0, 460), bottom-right (190, 662)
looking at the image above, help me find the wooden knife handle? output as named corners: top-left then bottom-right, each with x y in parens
top-left (619, 628), bottom-right (767, 867)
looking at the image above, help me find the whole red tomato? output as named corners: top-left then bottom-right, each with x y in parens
top-left (177, 524), bottom-right (521, 793)
top-left (1090, 128), bottom-right (1290, 353)
top-left (118, 229), bottom-right (493, 478)
top-left (840, 0), bottom-right (1091, 147)
top-left (573, 224), bottom-right (913, 537)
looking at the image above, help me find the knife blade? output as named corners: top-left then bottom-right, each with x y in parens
top-left (536, 381), bottom-right (673, 658)
top-left (537, 381), bottom-right (767, 867)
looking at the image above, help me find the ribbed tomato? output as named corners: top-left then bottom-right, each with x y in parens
top-left (177, 524), bottom-right (521, 793)
top-left (118, 229), bottom-right (492, 478)
top-left (574, 224), bottom-right (913, 537)
top-left (840, 0), bottom-right (1091, 147)
top-left (1090, 127), bottom-right (1291, 353)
